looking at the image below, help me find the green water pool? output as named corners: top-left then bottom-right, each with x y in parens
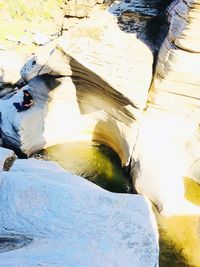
top-left (34, 141), bottom-right (132, 194)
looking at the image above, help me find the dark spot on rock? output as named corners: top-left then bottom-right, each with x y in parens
top-left (0, 235), bottom-right (33, 253)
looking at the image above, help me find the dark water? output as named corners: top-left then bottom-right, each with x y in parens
top-left (34, 141), bottom-right (133, 194)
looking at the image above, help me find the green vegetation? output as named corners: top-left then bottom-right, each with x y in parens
top-left (0, 0), bottom-right (64, 42)
top-left (0, 0), bottom-right (63, 19)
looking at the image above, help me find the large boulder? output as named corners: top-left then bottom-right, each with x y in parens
top-left (132, 0), bottom-right (200, 216)
top-left (0, 50), bottom-right (27, 97)
top-left (0, 8), bottom-right (153, 166)
top-left (0, 157), bottom-right (159, 266)
top-left (149, 0), bottom-right (200, 112)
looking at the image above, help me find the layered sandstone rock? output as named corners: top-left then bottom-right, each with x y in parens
top-left (0, 9), bottom-right (153, 166)
top-left (149, 0), bottom-right (200, 113)
top-left (132, 0), bottom-right (200, 216)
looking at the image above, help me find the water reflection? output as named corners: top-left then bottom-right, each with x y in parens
top-left (155, 178), bottom-right (200, 267)
top-left (34, 141), bottom-right (133, 193)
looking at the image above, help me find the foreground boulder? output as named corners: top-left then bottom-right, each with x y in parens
top-left (0, 158), bottom-right (159, 266)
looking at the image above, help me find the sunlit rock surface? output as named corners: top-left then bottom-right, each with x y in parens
top-left (132, 0), bottom-right (200, 216)
top-left (0, 8), bottom-right (153, 166)
top-left (0, 157), bottom-right (159, 266)
top-left (0, 50), bottom-right (27, 98)
top-left (63, 0), bottom-right (113, 18)
top-left (132, 107), bottom-right (200, 216)
top-left (149, 0), bottom-right (200, 112)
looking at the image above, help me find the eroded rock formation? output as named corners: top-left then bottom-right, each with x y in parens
top-left (132, 0), bottom-right (200, 215)
top-left (149, 0), bottom-right (200, 112)
top-left (0, 8), bottom-right (153, 166)
top-left (0, 0), bottom-right (200, 217)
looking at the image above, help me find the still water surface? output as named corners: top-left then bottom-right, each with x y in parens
top-left (34, 142), bottom-right (200, 266)
top-left (34, 141), bottom-right (132, 193)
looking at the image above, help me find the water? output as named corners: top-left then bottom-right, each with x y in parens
top-left (34, 141), bottom-right (133, 194)
top-left (156, 178), bottom-right (200, 267)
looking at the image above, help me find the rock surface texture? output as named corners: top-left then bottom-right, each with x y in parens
top-left (0, 147), bottom-right (15, 171)
top-left (149, 0), bottom-right (200, 112)
top-left (0, 156), bottom-right (159, 266)
top-left (1, 0), bottom-right (200, 217)
top-left (132, 0), bottom-right (200, 216)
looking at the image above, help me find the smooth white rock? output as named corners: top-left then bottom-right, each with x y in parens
top-left (0, 158), bottom-right (159, 266)
top-left (132, 107), bottom-right (200, 216)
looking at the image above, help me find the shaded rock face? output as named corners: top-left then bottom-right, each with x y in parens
top-left (0, 9), bottom-right (153, 166)
top-left (0, 157), bottom-right (159, 266)
top-left (131, 0), bottom-right (200, 216)
top-left (110, 0), bottom-right (173, 53)
top-left (149, 0), bottom-right (200, 112)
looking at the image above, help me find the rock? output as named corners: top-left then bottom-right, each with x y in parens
top-left (61, 17), bottom-right (80, 31)
top-left (131, 0), bottom-right (200, 216)
top-left (0, 86), bottom-right (14, 98)
top-left (0, 43), bottom-right (6, 51)
top-left (63, 0), bottom-right (113, 18)
top-left (0, 50), bottom-right (25, 87)
top-left (1, 8), bottom-right (153, 166)
top-left (0, 147), bottom-right (15, 171)
top-left (19, 35), bottom-right (32, 46)
top-left (109, 0), bottom-right (173, 52)
top-left (33, 32), bottom-right (51, 46)
top-left (0, 158), bottom-right (159, 266)
top-left (131, 107), bottom-right (200, 216)
top-left (6, 35), bottom-right (18, 43)
top-left (149, 0), bottom-right (200, 113)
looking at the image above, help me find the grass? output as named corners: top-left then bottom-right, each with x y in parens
top-left (0, 0), bottom-right (63, 20)
top-left (0, 0), bottom-right (64, 43)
